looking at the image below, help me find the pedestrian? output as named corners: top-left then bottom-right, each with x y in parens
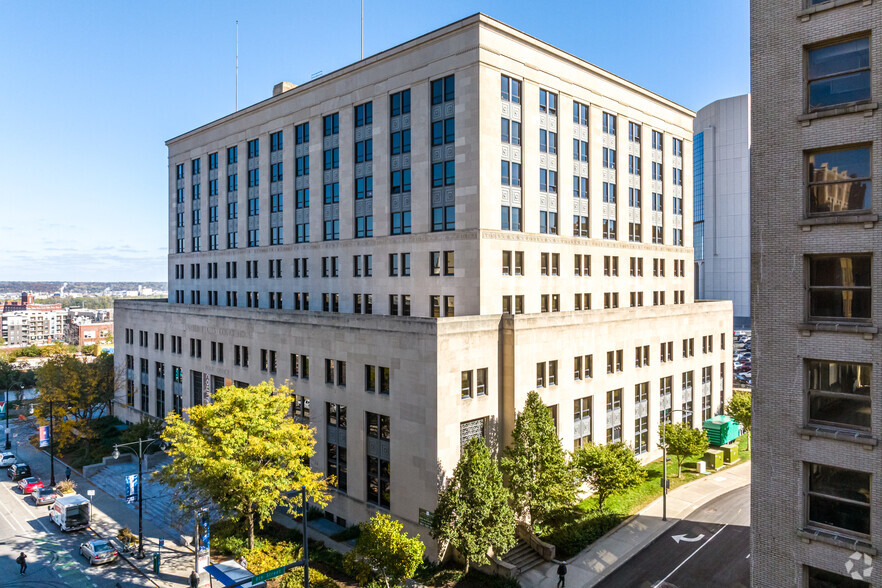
top-left (556, 560), bottom-right (567, 588)
top-left (16, 552), bottom-right (27, 575)
top-left (65, 466), bottom-right (71, 481)
top-left (238, 555), bottom-right (247, 569)
top-left (189, 570), bottom-right (199, 588)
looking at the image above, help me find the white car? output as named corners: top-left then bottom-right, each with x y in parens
top-left (0, 452), bottom-right (16, 468)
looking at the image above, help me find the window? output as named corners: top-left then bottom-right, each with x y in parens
top-left (629, 122), bottom-right (641, 143)
top-left (602, 112), bottom-right (616, 134)
top-left (806, 359), bottom-right (870, 431)
top-left (808, 254), bottom-right (871, 320)
top-left (501, 75), bottom-right (521, 103)
top-left (652, 130), bottom-right (663, 150)
top-left (659, 376), bottom-right (672, 424)
top-left (366, 412), bottom-right (391, 509)
top-left (323, 113), bottom-right (339, 136)
top-left (390, 89), bottom-right (411, 116)
top-left (682, 371), bottom-right (694, 422)
top-left (635, 345), bottom-right (650, 367)
top-left (807, 37), bottom-right (870, 111)
top-left (806, 565), bottom-right (870, 588)
top-left (536, 362), bottom-right (546, 388)
top-left (574, 396), bottom-right (592, 450)
top-left (355, 102), bottom-right (373, 127)
top-left (461, 371), bottom-right (472, 398)
top-left (602, 148), bottom-right (616, 169)
top-left (292, 123), bottom-right (309, 146)
top-left (606, 389), bottom-right (622, 443)
top-left (683, 338), bottom-right (695, 358)
top-left (539, 89), bottom-right (557, 115)
top-left (326, 403), bottom-right (347, 492)
top-left (808, 146), bottom-right (871, 214)
top-left (270, 131), bottom-right (283, 152)
top-left (629, 155), bottom-right (641, 175)
top-left (248, 139), bottom-right (259, 159)
top-left (548, 361), bottom-right (558, 386)
top-left (431, 75), bottom-right (454, 105)
top-left (806, 463), bottom-right (870, 536)
top-left (634, 382), bottom-right (649, 454)
top-left (573, 101), bottom-right (589, 125)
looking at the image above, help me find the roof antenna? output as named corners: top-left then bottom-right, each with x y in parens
top-left (236, 20), bottom-right (239, 111)
top-left (361, 0), bottom-right (364, 60)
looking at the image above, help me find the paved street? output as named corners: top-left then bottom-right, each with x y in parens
top-left (0, 419), bottom-right (160, 587)
top-left (594, 484), bottom-right (750, 588)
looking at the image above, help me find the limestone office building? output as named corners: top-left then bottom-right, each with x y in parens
top-left (115, 14), bottom-right (731, 537)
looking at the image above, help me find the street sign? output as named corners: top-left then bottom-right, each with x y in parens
top-left (86, 490), bottom-right (95, 496)
top-left (0, 400), bottom-right (6, 415)
top-left (251, 566), bottom-right (285, 584)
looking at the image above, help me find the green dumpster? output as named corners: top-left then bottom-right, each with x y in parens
top-left (703, 415), bottom-right (739, 446)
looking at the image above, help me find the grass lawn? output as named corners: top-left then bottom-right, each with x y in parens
top-left (543, 433), bottom-right (751, 559)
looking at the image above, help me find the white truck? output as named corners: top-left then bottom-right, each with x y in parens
top-left (49, 494), bottom-right (91, 531)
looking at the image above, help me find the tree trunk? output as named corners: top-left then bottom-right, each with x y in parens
top-left (747, 430), bottom-right (751, 452)
top-left (247, 511), bottom-right (255, 549)
top-left (464, 558), bottom-right (470, 574)
top-left (677, 457), bottom-right (683, 478)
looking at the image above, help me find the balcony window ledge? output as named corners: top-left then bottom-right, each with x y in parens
top-left (798, 426), bottom-right (877, 446)
top-left (798, 322), bottom-right (877, 337)
top-left (798, 213), bottom-right (878, 228)
top-left (798, 0), bottom-right (871, 19)
top-left (797, 528), bottom-right (876, 555)
top-left (798, 102), bottom-right (878, 124)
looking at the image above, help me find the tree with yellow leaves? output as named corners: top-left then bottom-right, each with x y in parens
top-left (157, 382), bottom-right (331, 548)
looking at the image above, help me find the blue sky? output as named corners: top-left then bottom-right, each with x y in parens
top-left (0, 1), bottom-right (748, 282)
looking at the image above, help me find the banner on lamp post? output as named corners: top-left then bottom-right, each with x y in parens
top-left (124, 473), bottom-right (139, 505)
top-left (38, 426), bottom-right (49, 447)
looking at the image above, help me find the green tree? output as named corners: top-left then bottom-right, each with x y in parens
top-left (726, 390), bottom-right (752, 450)
top-left (659, 423), bottom-right (709, 477)
top-left (344, 512), bottom-right (424, 588)
top-left (431, 437), bottom-right (516, 572)
top-left (157, 382), bottom-right (331, 549)
top-left (501, 391), bottom-right (576, 529)
top-left (35, 353), bottom-right (118, 452)
top-left (572, 442), bottom-right (647, 512)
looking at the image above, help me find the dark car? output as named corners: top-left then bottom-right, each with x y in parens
top-left (7, 463), bottom-right (31, 481)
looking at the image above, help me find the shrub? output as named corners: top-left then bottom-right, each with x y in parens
top-left (241, 541), bottom-right (299, 574)
top-left (55, 479), bottom-right (76, 494)
top-left (541, 512), bottom-right (626, 560)
top-left (280, 567), bottom-right (337, 588)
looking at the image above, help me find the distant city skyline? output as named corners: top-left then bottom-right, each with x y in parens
top-left (0, 1), bottom-right (748, 281)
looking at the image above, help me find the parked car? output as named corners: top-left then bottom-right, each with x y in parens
top-left (80, 539), bottom-right (118, 565)
top-left (736, 363), bottom-right (752, 373)
top-left (18, 477), bottom-right (43, 494)
top-left (735, 373), bottom-right (752, 386)
top-left (32, 487), bottom-right (57, 506)
top-left (7, 463), bottom-right (31, 481)
top-left (0, 452), bottom-right (16, 467)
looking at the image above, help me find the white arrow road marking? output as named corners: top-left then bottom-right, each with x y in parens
top-left (672, 534), bottom-right (705, 543)
top-left (653, 524), bottom-right (728, 588)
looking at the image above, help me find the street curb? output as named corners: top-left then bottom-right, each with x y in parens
top-left (582, 461), bottom-right (752, 587)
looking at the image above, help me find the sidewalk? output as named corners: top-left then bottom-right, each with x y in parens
top-left (11, 421), bottom-right (197, 587)
top-left (519, 460), bottom-right (752, 587)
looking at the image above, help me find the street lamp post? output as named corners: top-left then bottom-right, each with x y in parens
top-left (4, 384), bottom-right (10, 451)
top-left (660, 409), bottom-right (693, 522)
top-left (113, 436), bottom-right (167, 559)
